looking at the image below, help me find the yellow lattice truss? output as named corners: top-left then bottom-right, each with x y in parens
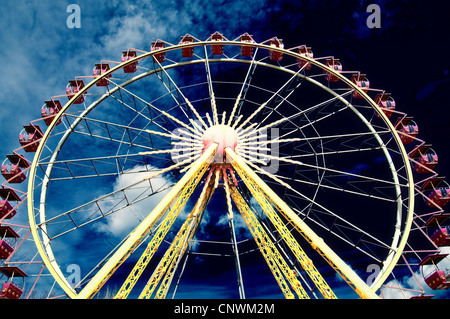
top-left (229, 183), bottom-right (309, 299)
top-left (73, 141), bottom-right (379, 299)
top-left (139, 172), bottom-right (216, 299)
top-left (225, 147), bottom-right (379, 299)
top-left (76, 143), bottom-right (217, 299)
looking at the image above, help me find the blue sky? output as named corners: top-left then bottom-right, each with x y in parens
top-left (1, 0), bottom-right (450, 300)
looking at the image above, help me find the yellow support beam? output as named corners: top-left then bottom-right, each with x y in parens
top-left (76, 143), bottom-right (217, 299)
top-left (114, 167), bottom-right (212, 299)
top-left (139, 172), bottom-right (216, 299)
top-left (226, 147), bottom-right (379, 299)
top-left (229, 184), bottom-right (309, 299)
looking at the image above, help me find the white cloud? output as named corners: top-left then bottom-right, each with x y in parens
top-left (93, 165), bottom-right (172, 237)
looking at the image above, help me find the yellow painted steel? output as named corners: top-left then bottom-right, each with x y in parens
top-left (229, 155), bottom-right (335, 299)
top-left (226, 147), bottom-right (379, 299)
top-left (139, 173), bottom-right (216, 299)
top-left (229, 184), bottom-right (309, 299)
top-left (75, 143), bottom-right (217, 299)
top-left (114, 168), bottom-right (212, 299)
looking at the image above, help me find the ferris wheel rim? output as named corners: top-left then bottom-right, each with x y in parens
top-left (24, 36), bottom-right (415, 299)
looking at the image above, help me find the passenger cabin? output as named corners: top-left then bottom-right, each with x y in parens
top-left (395, 117), bottom-right (418, 144)
top-left (0, 188), bottom-right (20, 220)
top-left (121, 50), bottom-right (138, 73)
top-left (240, 33), bottom-right (254, 57)
top-left (41, 100), bottom-right (62, 126)
top-left (19, 125), bottom-right (43, 153)
top-left (324, 59), bottom-right (342, 82)
top-left (0, 282), bottom-right (22, 299)
top-left (180, 35), bottom-right (194, 58)
top-left (211, 32), bottom-right (224, 55)
top-left (298, 46), bottom-right (313, 70)
top-left (0, 266), bottom-right (27, 299)
top-left (419, 254), bottom-right (450, 290)
top-left (420, 177), bottom-right (450, 209)
top-left (66, 80), bottom-right (86, 104)
top-left (268, 38), bottom-right (283, 61)
top-left (0, 240), bottom-right (13, 259)
top-left (1, 155), bottom-right (29, 184)
top-left (93, 63), bottom-right (111, 86)
top-left (351, 74), bottom-right (370, 98)
top-left (410, 144), bottom-right (438, 174)
top-left (0, 226), bottom-right (20, 239)
top-left (431, 226), bottom-right (450, 247)
top-left (424, 212), bottom-right (450, 228)
top-left (374, 93), bottom-right (396, 119)
top-left (151, 41), bottom-right (166, 63)
top-left (427, 187), bottom-right (450, 209)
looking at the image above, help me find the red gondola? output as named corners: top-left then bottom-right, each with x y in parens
top-left (425, 270), bottom-right (450, 290)
top-left (122, 50), bottom-right (138, 73)
top-left (426, 187), bottom-right (450, 208)
top-left (410, 144), bottom-right (438, 174)
top-left (180, 34), bottom-right (194, 58)
top-left (419, 253), bottom-right (450, 290)
top-left (0, 200), bottom-right (16, 220)
top-left (211, 32), bottom-right (224, 56)
top-left (298, 46), bottom-right (313, 70)
top-left (268, 38), bottom-right (283, 61)
top-left (41, 100), bottom-right (62, 126)
top-left (0, 282), bottom-right (22, 299)
top-left (19, 125), bottom-right (43, 153)
top-left (324, 58), bottom-right (342, 82)
top-left (66, 80), bottom-right (86, 104)
top-left (375, 93), bottom-right (395, 118)
top-left (0, 267), bottom-right (27, 299)
top-left (1, 155), bottom-right (29, 184)
top-left (0, 240), bottom-right (13, 259)
top-left (93, 63), bottom-right (111, 86)
top-left (240, 33), bottom-right (254, 57)
top-left (395, 117), bottom-right (418, 144)
top-left (430, 226), bottom-right (450, 247)
top-left (351, 74), bottom-right (370, 98)
top-left (0, 188), bottom-right (20, 220)
top-left (151, 41), bottom-right (166, 63)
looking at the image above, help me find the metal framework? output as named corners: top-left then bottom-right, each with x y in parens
top-left (2, 31), bottom-right (444, 300)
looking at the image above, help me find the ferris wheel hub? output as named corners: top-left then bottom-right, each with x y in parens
top-left (202, 124), bottom-right (238, 157)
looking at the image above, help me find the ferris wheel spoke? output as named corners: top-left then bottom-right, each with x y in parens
top-left (240, 148), bottom-right (404, 188)
top-left (151, 59), bottom-right (208, 130)
top-left (279, 179), bottom-right (394, 254)
top-left (108, 78), bottom-right (201, 137)
top-left (202, 46), bottom-right (219, 126)
top-left (62, 113), bottom-right (167, 151)
top-left (65, 112), bottom-right (200, 153)
top-left (38, 177), bottom-right (174, 240)
top-left (286, 201), bottom-right (386, 264)
top-left (37, 151), bottom-right (176, 182)
top-left (240, 89), bottom-right (353, 143)
top-left (228, 48), bottom-right (260, 127)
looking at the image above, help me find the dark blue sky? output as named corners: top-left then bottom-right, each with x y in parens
top-left (1, 0), bottom-right (449, 300)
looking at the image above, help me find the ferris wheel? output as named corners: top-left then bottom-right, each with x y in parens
top-left (1, 31), bottom-right (449, 299)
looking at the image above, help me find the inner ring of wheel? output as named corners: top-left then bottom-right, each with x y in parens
top-left (26, 40), bottom-right (415, 298)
